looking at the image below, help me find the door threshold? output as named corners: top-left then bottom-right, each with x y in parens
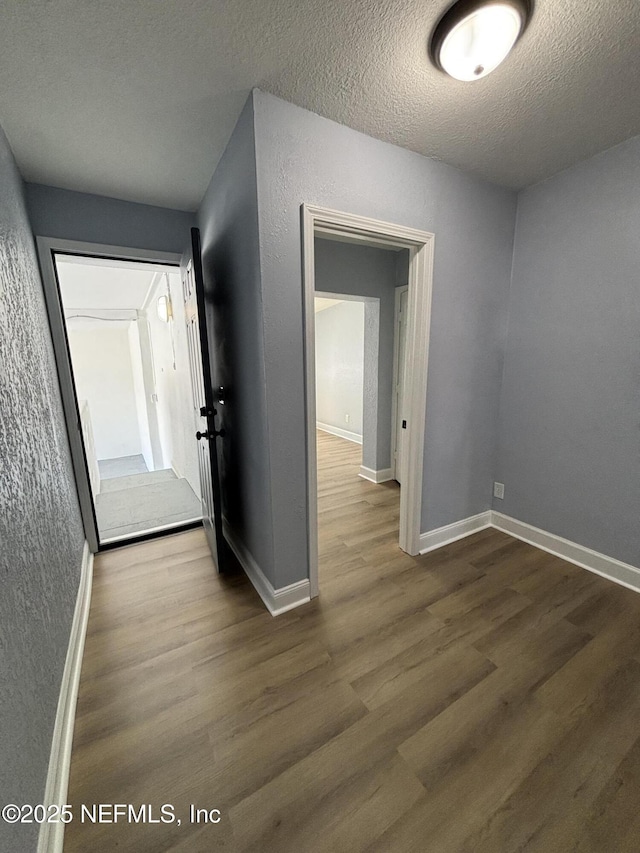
top-left (99, 518), bottom-right (203, 551)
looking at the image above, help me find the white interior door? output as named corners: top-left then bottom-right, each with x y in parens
top-left (393, 286), bottom-right (409, 483)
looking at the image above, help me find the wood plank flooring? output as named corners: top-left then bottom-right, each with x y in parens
top-left (65, 431), bottom-right (640, 852)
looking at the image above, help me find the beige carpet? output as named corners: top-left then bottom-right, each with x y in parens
top-left (95, 470), bottom-right (201, 541)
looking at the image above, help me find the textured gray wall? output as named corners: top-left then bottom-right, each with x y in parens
top-left (254, 90), bottom-right (517, 587)
top-left (0, 128), bottom-right (85, 852)
top-left (197, 96), bottom-right (276, 584)
top-left (25, 183), bottom-right (195, 254)
top-left (495, 136), bottom-right (640, 567)
top-left (315, 238), bottom-right (400, 472)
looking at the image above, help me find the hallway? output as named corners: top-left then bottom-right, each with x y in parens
top-left (65, 437), bottom-right (640, 852)
top-left (316, 430), bottom-right (401, 570)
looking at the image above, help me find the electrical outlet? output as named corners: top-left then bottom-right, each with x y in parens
top-left (493, 482), bottom-right (505, 500)
top-left (345, 414), bottom-right (350, 424)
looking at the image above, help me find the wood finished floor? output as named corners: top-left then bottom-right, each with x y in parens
top-left (65, 431), bottom-right (640, 852)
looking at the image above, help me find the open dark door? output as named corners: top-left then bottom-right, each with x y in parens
top-left (181, 227), bottom-right (226, 571)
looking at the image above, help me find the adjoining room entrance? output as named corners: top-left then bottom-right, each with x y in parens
top-left (54, 253), bottom-right (202, 545)
top-left (38, 231), bottom-right (226, 567)
top-left (313, 239), bottom-right (408, 585)
top-left (302, 206), bottom-right (435, 597)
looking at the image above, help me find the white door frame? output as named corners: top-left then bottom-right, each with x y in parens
top-left (390, 284), bottom-right (409, 481)
top-left (36, 236), bottom-right (181, 552)
top-left (302, 205), bottom-right (435, 598)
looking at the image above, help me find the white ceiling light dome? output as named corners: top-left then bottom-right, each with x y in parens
top-left (430, 0), bottom-right (531, 82)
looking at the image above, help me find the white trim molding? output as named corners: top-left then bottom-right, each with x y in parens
top-left (491, 512), bottom-right (640, 594)
top-left (418, 510), bottom-right (640, 596)
top-left (419, 511), bottom-right (492, 554)
top-left (390, 284), bottom-right (409, 483)
top-left (224, 521), bottom-right (311, 616)
top-left (38, 542), bottom-right (93, 853)
top-left (359, 466), bottom-right (395, 484)
top-left (317, 422), bottom-right (363, 445)
top-left (302, 204), bottom-right (435, 599)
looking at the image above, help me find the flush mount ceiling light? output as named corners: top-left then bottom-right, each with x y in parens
top-left (430, 0), bottom-right (531, 82)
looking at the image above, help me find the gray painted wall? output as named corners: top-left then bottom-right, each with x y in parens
top-left (25, 183), bottom-right (194, 254)
top-left (495, 136), bottom-right (640, 567)
top-left (253, 89), bottom-right (517, 588)
top-left (0, 128), bottom-right (85, 852)
top-left (197, 96), bottom-right (276, 583)
top-left (315, 299), bottom-right (365, 438)
top-left (315, 237), bottom-right (402, 472)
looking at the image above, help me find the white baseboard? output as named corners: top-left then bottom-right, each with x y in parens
top-left (316, 422), bottom-right (363, 445)
top-left (359, 466), bottom-right (395, 484)
top-left (223, 521), bottom-right (311, 616)
top-left (38, 542), bottom-right (93, 853)
top-left (491, 511), bottom-right (640, 594)
top-left (419, 511), bottom-right (492, 554)
top-left (418, 509), bottom-right (640, 596)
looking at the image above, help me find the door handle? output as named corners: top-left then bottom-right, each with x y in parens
top-left (196, 429), bottom-right (226, 441)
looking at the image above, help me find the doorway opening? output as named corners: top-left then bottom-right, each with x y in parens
top-left (54, 254), bottom-right (201, 545)
top-left (302, 206), bottom-right (435, 597)
top-left (37, 239), bottom-right (207, 550)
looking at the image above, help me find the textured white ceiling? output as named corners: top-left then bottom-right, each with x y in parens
top-left (1, 0), bottom-right (639, 210)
